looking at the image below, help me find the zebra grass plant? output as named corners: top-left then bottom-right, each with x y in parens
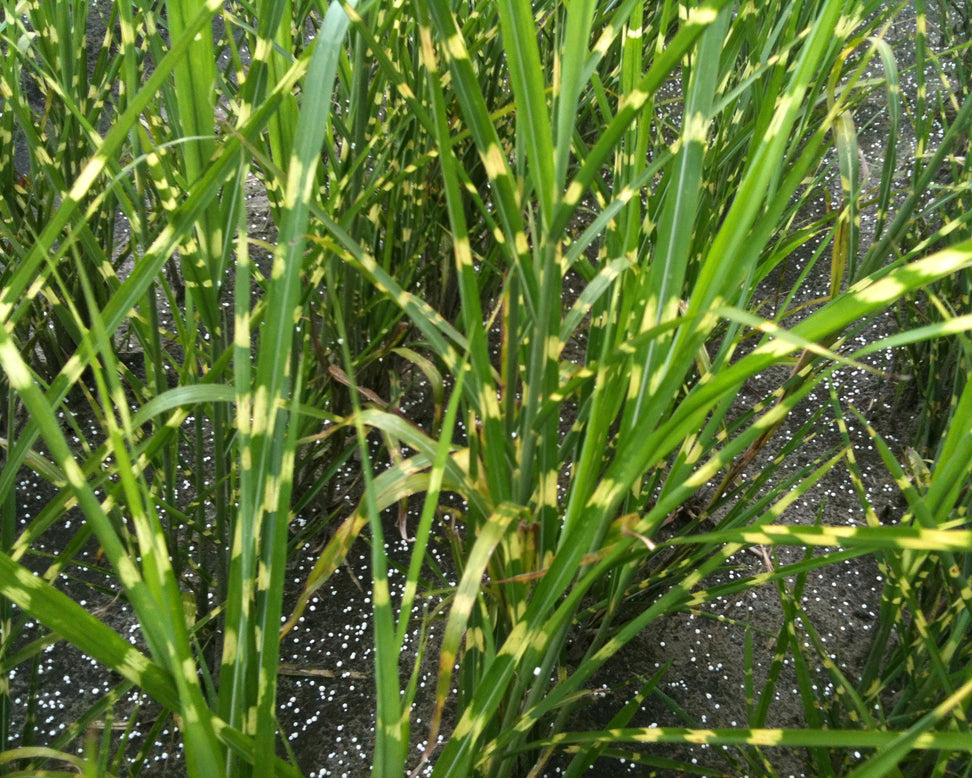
top-left (0, 0), bottom-right (970, 776)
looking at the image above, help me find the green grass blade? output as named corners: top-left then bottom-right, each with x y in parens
top-left (494, 0), bottom-right (554, 226)
top-left (219, 2), bottom-right (354, 774)
top-left (524, 725), bottom-right (972, 754)
top-left (624, 8), bottom-right (729, 430)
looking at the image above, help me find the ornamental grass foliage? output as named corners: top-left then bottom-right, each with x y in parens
top-left (0, 0), bottom-right (971, 776)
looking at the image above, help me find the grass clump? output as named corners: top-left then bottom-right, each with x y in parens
top-left (1, 1), bottom-right (971, 776)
